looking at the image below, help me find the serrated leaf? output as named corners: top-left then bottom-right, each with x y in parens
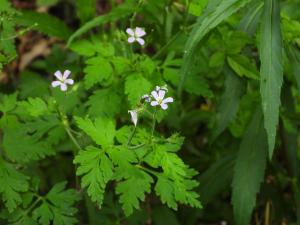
top-left (183, 74), bottom-right (213, 97)
top-left (15, 10), bottom-right (72, 40)
top-left (155, 176), bottom-right (177, 210)
top-left (75, 0), bottom-right (96, 24)
top-left (33, 182), bottom-right (79, 225)
top-left (115, 166), bottom-right (153, 216)
top-left (75, 117), bottom-right (116, 148)
top-left (179, 0), bottom-right (251, 94)
top-left (74, 146), bottom-right (113, 207)
top-left (260, 0), bottom-right (283, 158)
top-left (232, 109), bottom-right (268, 225)
top-left (0, 92), bottom-right (18, 113)
top-left (3, 124), bottom-right (54, 163)
top-left (227, 55), bottom-right (259, 79)
top-left (84, 57), bottom-right (113, 89)
top-left (18, 97), bottom-right (49, 117)
top-left (125, 73), bottom-right (152, 107)
top-left (0, 159), bottom-right (29, 212)
top-left (87, 87), bottom-right (121, 118)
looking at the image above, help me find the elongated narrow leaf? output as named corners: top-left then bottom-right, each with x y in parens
top-left (212, 67), bottom-right (245, 140)
top-left (67, 3), bottom-right (136, 46)
top-left (260, 0), bottom-right (283, 158)
top-left (178, 0), bottom-right (251, 94)
top-left (232, 109), bottom-right (268, 225)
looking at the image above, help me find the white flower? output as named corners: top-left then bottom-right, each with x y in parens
top-left (128, 109), bottom-right (138, 126)
top-left (141, 94), bottom-right (151, 102)
top-left (150, 89), bottom-right (173, 110)
top-left (126, 27), bottom-right (146, 46)
top-left (51, 70), bottom-right (74, 91)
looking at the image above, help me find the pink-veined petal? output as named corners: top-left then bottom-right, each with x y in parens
top-left (158, 90), bottom-right (166, 99)
top-left (151, 101), bottom-right (159, 106)
top-left (136, 38), bottom-right (145, 46)
top-left (128, 37), bottom-right (135, 43)
top-left (65, 79), bottom-right (74, 85)
top-left (63, 70), bottom-right (71, 79)
top-left (160, 103), bottom-right (168, 110)
top-left (126, 28), bottom-right (134, 36)
top-left (60, 83), bottom-right (67, 91)
top-left (51, 81), bottom-right (61, 87)
top-left (135, 27), bottom-right (146, 37)
top-left (54, 70), bottom-right (63, 80)
top-left (151, 90), bottom-right (159, 100)
top-left (162, 97), bottom-right (173, 104)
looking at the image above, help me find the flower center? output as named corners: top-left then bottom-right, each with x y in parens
top-left (157, 98), bottom-right (163, 104)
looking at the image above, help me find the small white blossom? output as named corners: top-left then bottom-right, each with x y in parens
top-left (150, 89), bottom-right (173, 110)
top-left (128, 109), bottom-right (138, 126)
top-left (51, 70), bottom-right (74, 91)
top-left (141, 94), bottom-right (151, 102)
top-left (126, 27), bottom-right (146, 46)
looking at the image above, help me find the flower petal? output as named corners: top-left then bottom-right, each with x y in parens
top-left (65, 79), bottom-right (74, 85)
top-left (128, 110), bottom-right (138, 126)
top-left (126, 28), bottom-right (134, 36)
top-left (160, 103), bottom-right (168, 110)
top-left (135, 27), bottom-right (146, 37)
top-left (151, 101), bottom-right (159, 106)
top-left (51, 81), bottom-right (61, 87)
top-left (136, 38), bottom-right (145, 46)
top-left (63, 70), bottom-right (71, 79)
top-left (162, 97), bottom-right (173, 104)
top-left (151, 90), bottom-right (159, 100)
top-left (60, 83), bottom-right (67, 91)
top-left (54, 70), bottom-right (63, 80)
top-left (128, 37), bottom-right (135, 43)
top-left (158, 90), bottom-right (166, 99)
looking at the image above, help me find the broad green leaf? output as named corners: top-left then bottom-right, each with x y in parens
top-left (179, 0), bottom-right (251, 94)
top-left (212, 67), bottom-right (245, 140)
top-left (155, 176), bottom-right (178, 210)
top-left (15, 10), bottom-right (72, 40)
top-left (84, 57), bottom-right (113, 89)
top-left (75, 117), bottom-right (116, 148)
top-left (227, 55), bottom-right (259, 80)
top-left (74, 146), bottom-right (114, 207)
top-left (33, 182), bottom-right (79, 225)
top-left (259, 0), bottom-right (283, 158)
top-left (183, 74), bottom-right (213, 97)
top-left (0, 159), bottom-right (29, 212)
top-left (115, 166), bottom-right (153, 216)
top-left (18, 98), bottom-right (49, 117)
top-left (67, 3), bottom-right (136, 46)
top-left (232, 109), bottom-right (268, 225)
top-left (87, 87), bottom-right (121, 118)
top-left (0, 92), bottom-right (18, 113)
top-left (3, 124), bottom-right (54, 163)
top-left (125, 73), bottom-right (152, 107)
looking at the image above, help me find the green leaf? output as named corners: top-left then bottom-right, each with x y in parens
top-left (227, 55), bottom-right (259, 80)
top-left (232, 109), bottom-right (268, 225)
top-left (212, 67), bottom-right (245, 140)
top-left (15, 10), bottom-right (72, 40)
top-left (0, 159), bottom-right (29, 212)
top-left (18, 97), bottom-right (49, 117)
top-left (67, 3), bottom-right (137, 46)
top-left (125, 73), bottom-right (152, 107)
top-left (75, 0), bottom-right (96, 24)
top-left (74, 146), bottom-right (114, 207)
top-left (0, 92), bottom-right (18, 113)
top-left (75, 117), bottom-right (116, 148)
top-left (84, 56), bottom-right (113, 89)
top-left (259, 0), bottom-right (283, 158)
top-left (179, 0), bottom-right (251, 94)
top-left (87, 87), bottom-right (121, 118)
top-left (69, 40), bottom-right (96, 57)
top-left (33, 182), bottom-right (79, 225)
top-left (183, 74), bottom-right (213, 97)
top-left (115, 166), bottom-right (153, 216)
top-left (155, 176), bottom-right (178, 210)
top-left (3, 123), bottom-right (54, 163)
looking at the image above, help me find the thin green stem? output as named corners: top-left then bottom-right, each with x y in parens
top-left (65, 126), bottom-right (82, 152)
top-left (127, 126), bottom-right (137, 146)
top-left (151, 108), bottom-right (157, 140)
